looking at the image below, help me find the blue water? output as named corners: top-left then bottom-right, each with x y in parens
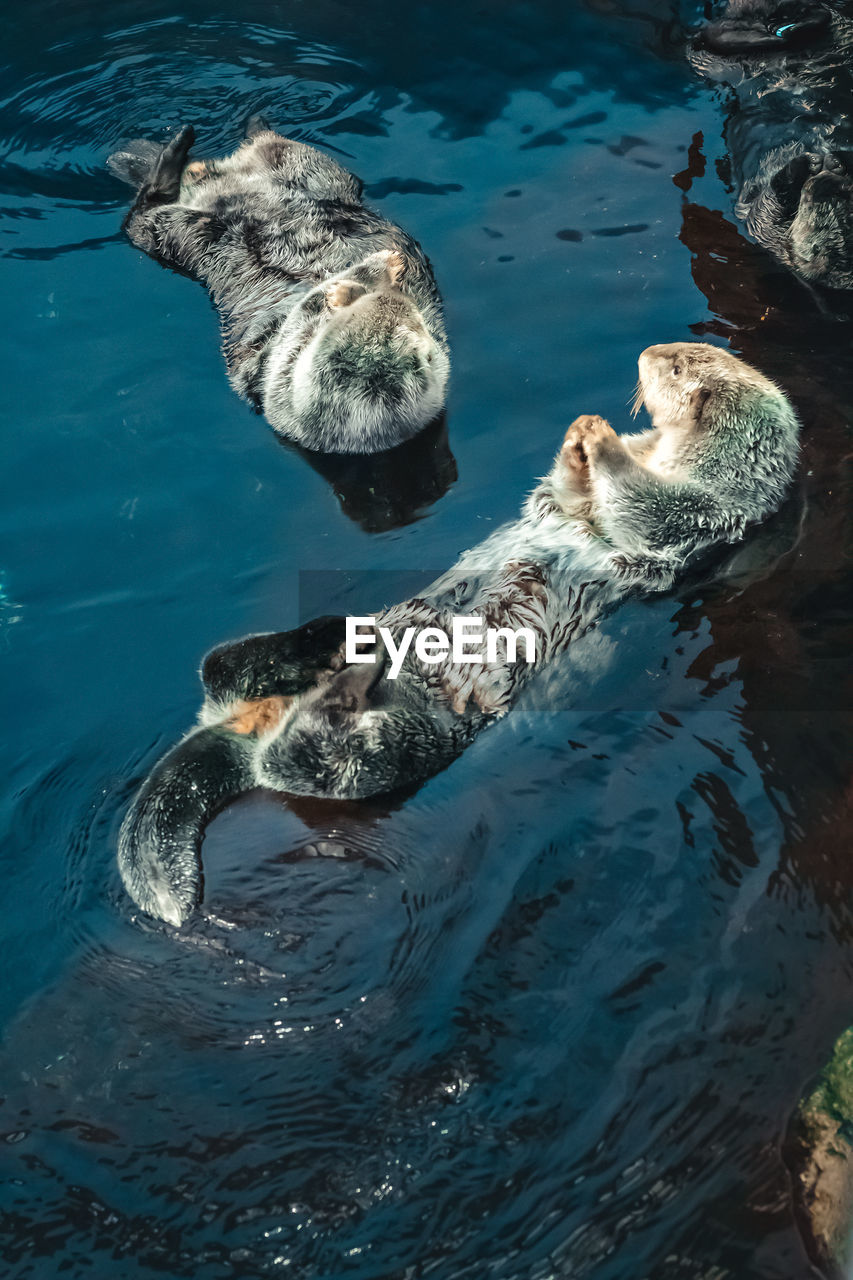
top-left (2, 2), bottom-right (852, 1276)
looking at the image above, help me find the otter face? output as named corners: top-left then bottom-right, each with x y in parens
top-left (637, 342), bottom-right (745, 431)
top-left (697, 1), bottom-right (831, 56)
top-left (291, 282), bottom-right (449, 453)
top-left (743, 150), bottom-right (853, 293)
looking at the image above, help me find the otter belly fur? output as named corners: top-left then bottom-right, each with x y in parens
top-left (107, 121), bottom-right (450, 453)
top-left (116, 342), bottom-right (800, 926)
top-left (690, 1), bottom-right (853, 306)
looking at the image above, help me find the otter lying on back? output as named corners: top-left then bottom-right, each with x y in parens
top-left (108, 120), bottom-right (449, 452)
top-left (691, 1), bottom-right (853, 304)
top-left (117, 343), bottom-right (799, 925)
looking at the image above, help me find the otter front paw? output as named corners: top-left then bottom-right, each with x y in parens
top-left (183, 160), bottom-right (208, 183)
top-left (561, 414), bottom-right (616, 477)
top-left (385, 249), bottom-right (406, 289)
top-left (325, 280), bottom-right (367, 310)
top-left (225, 696), bottom-right (291, 737)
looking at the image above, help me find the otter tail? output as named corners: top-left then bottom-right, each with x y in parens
top-left (106, 139), bottom-right (165, 188)
top-left (118, 726), bottom-right (256, 926)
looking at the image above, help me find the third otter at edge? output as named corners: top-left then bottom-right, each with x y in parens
top-left (691, 1), bottom-right (853, 307)
top-left (108, 120), bottom-right (450, 454)
top-left (116, 341), bottom-right (800, 926)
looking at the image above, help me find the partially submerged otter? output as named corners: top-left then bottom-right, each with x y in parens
top-left (691, 1), bottom-right (853, 305)
top-left (108, 120), bottom-right (449, 453)
top-left (117, 343), bottom-right (799, 925)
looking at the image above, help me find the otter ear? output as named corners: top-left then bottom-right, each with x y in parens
top-left (384, 250), bottom-right (407, 290)
top-left (691, 386), bottom-right (713, 426)
top-left (325, 280), bottom-right (368, 309)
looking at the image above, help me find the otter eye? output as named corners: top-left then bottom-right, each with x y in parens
top-left (426, 351), bottom-right (433, 364)
top-left (672, 364), bottom-right (682, 377)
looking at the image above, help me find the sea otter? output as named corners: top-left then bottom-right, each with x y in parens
top-left (690, 1), bottom-right (853, 306)
top-left (107, 120), bottom-right (449, 453)
top-left (117, 342), bottom-right (800, 926)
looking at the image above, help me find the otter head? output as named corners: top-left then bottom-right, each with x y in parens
top-left (289, 254), bottom-right (449, 454)
top-left (637, 342), bottom-right (799, 514)
top-left (696, 1), bottom-right (831, 57)
top-left (635, 342), bottom-right (745, 434)
top-left (255, 650), bottom-right (460, 799)
top-left (741, 149), bottom-right (853, 297)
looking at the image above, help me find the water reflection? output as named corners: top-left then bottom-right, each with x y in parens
top-left (294, 413), bottom-right (457, 532)
top-left (675, 150), bottom-right (853, 1269)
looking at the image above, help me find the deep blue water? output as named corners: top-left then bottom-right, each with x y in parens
top-left (2, 2), bottom-right (852, 1277)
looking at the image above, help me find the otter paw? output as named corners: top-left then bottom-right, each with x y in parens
top-left (225, 696), bottom-right (290, 737)
top-left (183, 160), bottom-right (208, 182)
top-left (385, 250), bottom-right (406, 289)
top-left (325, 280), bottom-right (367, 310)
top-left (562, 414), bottom-right (617, 468)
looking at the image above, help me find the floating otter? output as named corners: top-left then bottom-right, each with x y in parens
top-left (117, 342), bottom-right (800, 925)
top-left (691, 1), bottom-right (853, 307)
top-left (107, 120), bottom-right (450, 453)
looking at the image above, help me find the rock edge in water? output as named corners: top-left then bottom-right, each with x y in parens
top-left (787, 1028), bottom-right (853, 1277)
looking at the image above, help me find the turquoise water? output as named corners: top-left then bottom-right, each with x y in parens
top-left (1, 2), bottom-right (852, 1276)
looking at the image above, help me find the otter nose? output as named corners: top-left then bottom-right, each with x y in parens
top-left (639, 344), bottom-right (675, 371)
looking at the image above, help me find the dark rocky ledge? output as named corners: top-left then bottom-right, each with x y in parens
top-left (786, 1029), bottom-right (853, 1278)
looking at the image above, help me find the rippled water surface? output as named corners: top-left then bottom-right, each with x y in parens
top-left (2, 2), bottom-right (852, 1277)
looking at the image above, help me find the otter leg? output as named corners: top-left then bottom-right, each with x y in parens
top-left (121, 126), bottom-right (223, 273)
top-left (202, 615), bottom-right (347, 707)
top-left (123, 202), bottom-right (225, 275)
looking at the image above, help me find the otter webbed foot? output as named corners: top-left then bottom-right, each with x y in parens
top-left (144, 125), bottom-right (196, 203)
top-left (107, 139), bottom-right (164, 188)
top-left (245, 113), bottom-right (272, 140)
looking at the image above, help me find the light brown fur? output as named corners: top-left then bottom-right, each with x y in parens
top-left (224, 696), bottom-right (291, 736)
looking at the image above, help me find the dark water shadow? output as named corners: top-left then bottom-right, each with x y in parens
top-left (671, 147), bottom-right (853, 1270)
top-left (291, 412), bottom-right (457, 532)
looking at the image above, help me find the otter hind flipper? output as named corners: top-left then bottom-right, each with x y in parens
top-left (118, 727), bottom-right (256, 925)
top-left (202, 615), bottom-right (347, 706)
top-left (106, 139), bottom-right (164, 188)
top-left (245, 113), bottom-right (271, 139)
top-left (144, 124), bottom-right (196, 201)
top-left (108, 126), bottom-right (196, 196)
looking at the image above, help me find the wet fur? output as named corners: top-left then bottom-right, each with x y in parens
top-left (108, 123), bottom-right (449, 452)
top-left (691, 1), bottom-right (853, 300)
top-left (118, 343), bottom-right (800, 924)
